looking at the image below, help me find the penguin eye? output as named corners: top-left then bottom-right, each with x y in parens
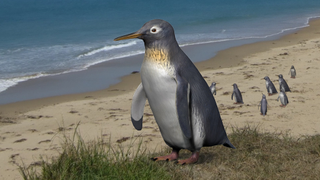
top-left (150, 26), bottom-right (161, 34)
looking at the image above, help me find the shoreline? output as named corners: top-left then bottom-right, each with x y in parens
top-left (0, 18), bottom-right (319, 118)
top-left (0, 17), bottom-right (315, 106)
top-left (1, 18), bottom-right (320, 179)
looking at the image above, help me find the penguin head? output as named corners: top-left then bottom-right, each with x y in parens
top-left (232, 83), bottom-right (238, 88)
top-left (278, 74), bottom-right (283, 78)
top-left (211, 82), bottom-right (216, 86)
top-left (263, 76), bottom-right (269, 81)
top-left (262, 94), bottom-right (266, 99)
top-left (114, 19), bottom-right (176, 47)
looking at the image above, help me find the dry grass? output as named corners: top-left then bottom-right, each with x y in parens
top-left (19, 125), bottom-right (320, 180)
top-left (165, 125), bottom-right (320, 179)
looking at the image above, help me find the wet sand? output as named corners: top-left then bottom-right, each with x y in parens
top-left (1, 18), bottom-right (320, 179)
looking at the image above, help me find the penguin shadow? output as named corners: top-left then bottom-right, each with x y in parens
top-left (168, 149), bottom-right (216, 164)
top-left (196, 151), bottom-right (216, 164)
top-left (151, 148), bottom-right (216, 165)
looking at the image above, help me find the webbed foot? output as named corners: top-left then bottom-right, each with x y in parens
top-left (152, 149), bottom-right (179, 162)
top-left (176, 151), bottom-right (199, 165)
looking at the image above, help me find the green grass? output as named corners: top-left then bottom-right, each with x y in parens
top-left (19, 126), bottom-right (181, 180)
top-left (19, 125), bottom-right (320, 180)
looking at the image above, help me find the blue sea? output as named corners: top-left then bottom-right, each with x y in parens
top-left (1, 0), bottom-right (320, 104)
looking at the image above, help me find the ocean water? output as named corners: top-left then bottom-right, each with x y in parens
top-left (1, 0), bottom-right (320, 101)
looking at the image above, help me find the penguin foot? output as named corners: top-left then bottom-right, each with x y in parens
top-left (176, 151), bottom-right (199, 165)
top-left (152, 149), bottom-right (179, 162)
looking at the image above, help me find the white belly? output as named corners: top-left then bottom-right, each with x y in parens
top-left (265, 81), bottom-right (271, 93)
top-left (279, 93), bottom-right (286, 105)
top-left (140, 61), bottom-right (192, 149)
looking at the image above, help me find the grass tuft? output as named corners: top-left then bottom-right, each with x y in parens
top-left (19, 125), bottom-right (320, 180)
top-left (19, 124), bottom-right (180, 180)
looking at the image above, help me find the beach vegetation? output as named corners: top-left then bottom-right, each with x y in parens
top-left (19, 125), bottom-right (320, 179)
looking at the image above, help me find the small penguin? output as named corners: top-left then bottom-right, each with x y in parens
top-left (209, 82), bottom-right (217, 95)
top-left (277, 90), bottom-right (289, 107)
top-left (262, 76), bottom-right (278, 96)
top-left (231, 83), bottom-right (243, 104)
top-left (289, 65), bottom-right (296, 78)
top-left (259, 94), bottom-right (268, 116)
top-left (277, 74), bottom-right (291, 92)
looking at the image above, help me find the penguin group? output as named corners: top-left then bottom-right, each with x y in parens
top-left (209, 65), bottom-right (295, 116)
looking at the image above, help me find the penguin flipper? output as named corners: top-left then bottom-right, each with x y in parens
top-left (231, 92), bottom-right (234, 100)
top-left (270, 83), bottom-right (278, 93)
top-left (176, 75), bottom-right (192, 139)
top-left (235, 90), bottom-right (243, 103)
top-left (131, 83), bottom-right (147, 130)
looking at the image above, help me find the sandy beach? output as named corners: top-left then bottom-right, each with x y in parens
top-left (1, 18), bottom-right (320, 179)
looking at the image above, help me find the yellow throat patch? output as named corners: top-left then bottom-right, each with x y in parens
top-left (145, 48), bottom-right (170, 66)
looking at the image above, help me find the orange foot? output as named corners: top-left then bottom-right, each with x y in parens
top-left (152, 149), bottom-right (179, 162)
top-left (177, 152), bottom-right (199, 165)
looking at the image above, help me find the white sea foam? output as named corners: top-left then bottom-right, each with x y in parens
top-left (179, 16), bottom-right (320, 47)
top-left (82, 50), bottom-right (145, 69)
top-left (0, 73), bottom-right (47, 93)
top-left (77, 40), bottom-right (138, 59)
top-left (1, 16), bottom-right (319, 95)
top-left (0, 48), bottom-right (145, 94)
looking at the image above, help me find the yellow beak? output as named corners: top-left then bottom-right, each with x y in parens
top-left (114, 33), bottom-right (142, 41)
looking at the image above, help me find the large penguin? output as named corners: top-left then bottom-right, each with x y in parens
top-left (114, 19), bottom-right (235, 164)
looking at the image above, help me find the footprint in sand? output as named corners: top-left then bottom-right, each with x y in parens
top-left (0, 148), bottom-right (12, 152)
top-left (45, 131), bottom-right (55, 135)
top-left (29, 161), bottom-right (42, 167)
top-left (38, 139), bottom-right (51, 144)
top-left (116, 137), bottom-right (130, 143)
top-left (28, 129), bottom-right (37, 132)
top-left (69, 110), bottom-right (79, 114)
top-left (222, 91), bottom-right (231, 95)
top-left (13, 138), bottom-right (27, 143)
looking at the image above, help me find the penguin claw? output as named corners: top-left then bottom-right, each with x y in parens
top-left (176, 152), bottom-right (199, 165)
top-left (152, 154), bottom-right (178, 162)
top-left (176, 161), bottom-right (186, 165)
